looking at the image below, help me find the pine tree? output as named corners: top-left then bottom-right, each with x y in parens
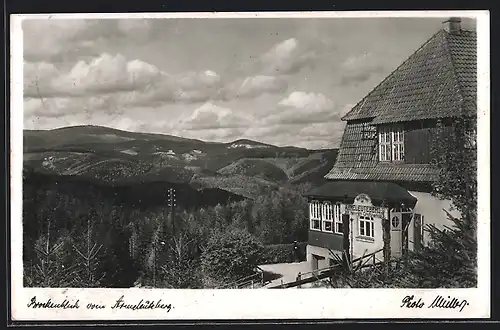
top-left (25, 218), bottom-right (79, 287)
top-left (71, 217), bottom-right (105, 287)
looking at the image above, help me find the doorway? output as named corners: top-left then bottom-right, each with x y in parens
top-left (390, 212), bottom-right (402, 257)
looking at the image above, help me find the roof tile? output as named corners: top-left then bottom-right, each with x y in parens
top-left (342, 29), bottom-right (476, 124)
top-left (326, 28), bottom-right (476, 183)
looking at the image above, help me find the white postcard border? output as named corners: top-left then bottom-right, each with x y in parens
top-left (10, 10), bottom-right (491, 321)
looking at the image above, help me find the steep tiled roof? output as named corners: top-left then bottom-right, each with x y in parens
top-left (342, 29), bottom-right (477, 124)
top-left (324, 121), bottom-right (438, 182)
top-left (326, 27), bottom-right (476, 183)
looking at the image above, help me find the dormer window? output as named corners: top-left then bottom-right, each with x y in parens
top-left (378, 125), bottom-right (405, 162)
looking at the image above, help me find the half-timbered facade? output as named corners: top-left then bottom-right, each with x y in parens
top-left (304, 18), bottom-right (477, 271)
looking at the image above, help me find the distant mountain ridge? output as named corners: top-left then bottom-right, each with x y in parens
top-left (23, 125), bottom-right (339, 200)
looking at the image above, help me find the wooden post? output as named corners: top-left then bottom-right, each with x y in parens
top-left (382, 216), bottom-right (391, 281)
top-left (413, 214), bottom-right (423, 252)
top-left (296, 272), bottom-right (302, 288)
top-left (342, 214), bottom-right (351, 269)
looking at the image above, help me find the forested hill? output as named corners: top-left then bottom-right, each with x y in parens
top-left (24, 125), bottom-right (338, 198)
top-left (23, 169), bottom-right (245, 211)
top-left (22, 125), bottom-right (340, 289)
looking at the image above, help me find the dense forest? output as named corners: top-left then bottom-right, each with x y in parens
top-left (22, 169), bottom-right (312, 288)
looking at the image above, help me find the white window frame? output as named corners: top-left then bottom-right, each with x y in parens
top-left (334, 203), bottom-right (343, 234)
top-left (358, 215), bottom-right (375, 238)
top-left (379, 125), bottom-right (405, 162)
top-left (309, 201), bottom-right (321, 231)
top-left (322, 202), bottom-right (334, 233)
top-left (392, 126), bottom-right (405, 161)
top-left (378, 126), bottom-right (391, 161)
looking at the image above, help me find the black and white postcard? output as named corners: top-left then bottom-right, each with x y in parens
top-left (9, 10), bottom-right (491, 321)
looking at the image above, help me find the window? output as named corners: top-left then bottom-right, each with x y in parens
top-left (334, 204), bottom-right (343, 234)
top-left (391, 216), bottom-right (401, 230)
top-left (358, 215), bottom-right (375, 238)
top-left (379, 126), bottom-right (391, 161)
top-left (309, 201), bottom-right (321, 230)
top-left (379, 125), bottom-right (404, 162)
top-left (322, 202), bottom-right (333, 232)
top-left (392, 127), bottom-right (405, 161)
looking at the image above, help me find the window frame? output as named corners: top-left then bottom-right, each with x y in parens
top-left (378, 125), bottom-right (405, 162)
top-left (309, 200), bottom-right (322, 231)
top-left (334, 203), bottom-right (343, 234)
top-left (322, 202), bottom-right (334, 233)
top-left (378, 126), bottom-right (392, 162)
top-left (391, 126), bottom-right (405, 161)
top-left (358, 215), bottom-right (375, 239)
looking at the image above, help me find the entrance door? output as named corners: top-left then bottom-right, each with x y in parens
top-left (390, 211), bottom-right (402, 257)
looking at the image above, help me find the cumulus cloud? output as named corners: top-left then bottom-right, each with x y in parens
top-left (24, 52), bottom-right (224, 107)
top-left (23, 94), bottom-right (127, 119)
top-left (217, 75), bottom-right (287, 100)
top-left (23, 19), bottom-right (110, 63)
top-left (49, 53), bottom-right (163, 96)
top-left (180, 102), bottom-right (251, 130)
top-left (262, 91), bottom-right (338, 125)
top-left (23, 19), bottom-right (154, 63)
top-left (279, 91), bottom-right (334, 110)
top-left (23, 61), bottom-right (61, 97)
top-left (340, 52), bottom-right (386, 86)
top-left (116, 19), bottom-right (153, 40)
top-left (259, 38), bottom-right (317, 75)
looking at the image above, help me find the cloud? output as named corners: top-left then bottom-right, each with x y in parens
top-left (49, 53), bottom-right (163, 96)
top-left (218, 75), bottom-right (288, 100)
top-left (262, 91), bottom-right (339, 125)
top-left (23, 94), bottom-right (127, 119)
top-left (23, 61), bottom-right (61, 97)
top-left (278, 91), bottom-right (334, 110)
top-left (180, 102), bottom-right (251, 130)
top-left (23, 19), bottom-right (154, 63)
top-left (23, 19), bottom-right (110, 63)
top-left (24, 53), bottom-right (224, 107)
top-left (339, 52), bottom-right (386, 86)
top-left (116, 19), bottom-right (153, 39)
top-left (259, 38), bottom-right (317, 75)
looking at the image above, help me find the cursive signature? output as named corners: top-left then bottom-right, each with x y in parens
top-left (401, 295), bottom-right (469, 312)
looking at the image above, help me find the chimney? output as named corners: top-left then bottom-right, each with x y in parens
top-left (443, 17), bottom-right (462, 34)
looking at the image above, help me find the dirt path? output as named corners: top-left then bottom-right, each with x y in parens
top-left (259, 261), bottom-right (312, 288)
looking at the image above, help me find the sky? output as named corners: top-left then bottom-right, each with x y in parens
top-left (22, 16), bottom-right (476, 149)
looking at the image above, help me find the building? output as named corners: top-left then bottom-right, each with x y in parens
top-left (304, 17), bottom-right (477, 271)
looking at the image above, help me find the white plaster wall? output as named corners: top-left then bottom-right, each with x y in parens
top-left (306, 245), bottom-right (340, 272)
top-left (350, 215), bottom-right (385, 260)
top-left (409, 191), bottom-right (460, 247)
